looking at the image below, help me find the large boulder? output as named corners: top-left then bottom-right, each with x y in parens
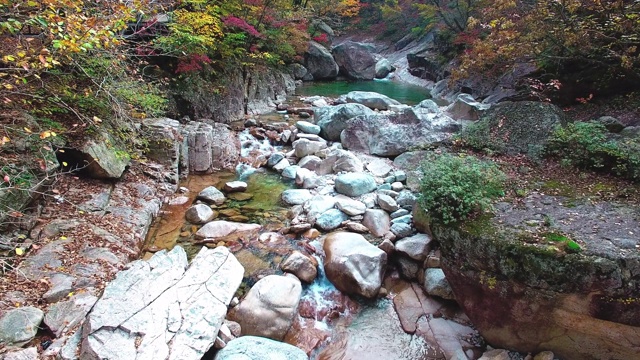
top-left (227, 275), bottom-right (302, 340)
top-left (334, 173), bottom-right (377, 197)
top-left (445, 93), bottom-right (490, 121)
top-left (0, 307), bottom-right (44, 346)
top-left (345, 91), bottom-right (401, 111)
top-left (182, 121), bottom-right (240, 174)
top-left (316, 149), bottom-right (364, 174)
top-left (460, 101), bottom-right (566, 158)
top-left (314, 103), bottom-right (376, 141)
top-left (59, 130), bottom-right (130, 180)
top-left (375, 58), bottom-right (396, 79)
top-left (434, 192), bottom-right (640, 360)
top-left (332, 41), bottom-right (377, 80)
top-left (341, 108), bottom-right (460, 156)
top-left (194, 221), bottom-right (261, 243)
top-left (280, 251), bottom-right (318, 283)
top-left (81, 246), bottom-right (244, 360)
top-left (323, 232), bottom-right (387, 298)
top-left (304, 41), bottom-right (339, 80)
top-left (214, 336), bottom-right (307, 360)
top-left (281, 189), bottom-right (313, 206)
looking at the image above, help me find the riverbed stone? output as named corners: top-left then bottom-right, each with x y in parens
top-left (334, 173), bottom-right (376, 197)
top-left (378, 193), bottom-right (400, 212)
top-left (335, 196), bottom-right (367, 216)
top-left (185, 204), bottom-right (215, 224)
top-left (317, 149), bottom-right (364, 174)
top-left (81, 246), bottom-right (243, 360)
top-left (395, 233), bottom-right (433, 262)
top-left (273, 158), bottom-right (291, 172)
top-left (2, 347), bottom-right (38, 360)
top-left (44, 292), bottom-right (98, 337)
top-left (294, 138), bottom-right (326, 158)
top-left (362, 209), bottom-right (391, 237)
top-left (314, 103), bottom-right (376, 141)
top-left (390, 208), bottom-right (410, 219)
top-left (228, 275), bottom-right (302, 340)
top-left (282, 165), bottom-right (300, 179)
top-left (345, 91), bottom-right (400, 111)
top-left (281, 189), bottom-right (313, 205)
top-left (295, 121), bottom-right (321, 135)
top-left (445, 93), bottom-right (490, 121)
top-left (280, 251), bottom-right (318, 283)
top-left (267, 153), bottom-right (285, 167)
top-left (214, 336), bottom-right (307, 360)
top-left (391, 222), bottom-right (414, 239)
top-left (224, 181), bottom-right (248, 192)
top-left (194, 221), bottom-right (261, 242)
top-left (375, 58), bottom-right (395, 79)
top-left (298, 155), bottom-right (322, 171)
top-left (323, 232), bottom-right (387, 298)
top-left (197, 186), bottom-right (226, 205)
top-left (391, 214), bottom-right (413, 225)
top-left (0, 306), bottom-right (44, 346)
top-left (424, 268), bottom-right (455, 300)
top-left (315, 209), bottom-right (348, 231)
top-left (366, 158), bottom-right (393, 177)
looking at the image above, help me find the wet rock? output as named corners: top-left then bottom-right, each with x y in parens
top-left (314, 103), bottom-right (376, 141)
top-left (375, 58), bottom-right (395, 79)
top-left (281, 189), bottom-right (313, 205)
top-left (185, 204), bottom-right (215, 224)
top-left (224, 181), bottom-right (248, 192)
top-left (281, 251), bottom-right (318, 283)
top-left (391, 222), bottom-right (414, 239)
top-left (378, 193), bottom-right (400, 212)
top-left (395, 233), bottom-right (433, 262)
top-left (2, 347), bottom-right (38, 360)
top-left (424, 268), bottom-right (455, 300)
top-left (390, 209), bottom-right (410, 219)
top-left (332, 41), bottom-right (377, 80)
top-left (334, 173), bottom-right (376, 197)
top-left (45, 292), bottom-right (98, 337)
top-left (345, 91), bottom-right (400, 111)
top-left (295, 121), bottom-right (321, 135)
top-left (228, 275), bottom-right (302, 340)
top-left (214, 336), bottom-right (307, 360)
top-left (0, 306), bottom-right (44, 346)
top-left (81, 246), bottom-right (243, 360)
top-left (323, 232), bottom-right (387, 298)
top-left (335, 196), bottom-right (367, 216)
top-left (315, 209), bottom-right (348, 231)
top-left (294, 138), bottom-right (327, 158)
top-left (362, 209), bottom-right (391, 237)
top-left (194, 221), bottom-right (261, 242)
top-left (267, 153), bottom-right (285, 167)
top-left (197, 186), bottom-right (226, 205)
top-left (183, 121), bottom-right (240, 173)
top-left (304, 41), bottom-right (339, 80)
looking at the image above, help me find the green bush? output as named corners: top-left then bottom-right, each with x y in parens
top-left (418, 152), bottom-right (506, 224)
top-left (547, 122), bottom-right (640, 181)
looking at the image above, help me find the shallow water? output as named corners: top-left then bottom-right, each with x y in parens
top-left (295, 79), bottom-right (430, 105)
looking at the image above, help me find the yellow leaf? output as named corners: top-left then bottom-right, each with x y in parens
top-left (17, 234), bottom-right (26, 239)
top-left (40, 131), bottom-right (51, 139)
top-left (67, 292), bottom-right (74, 297)
top-left (0, 136), bottom-right (10, 145)
top-left (93, 116), bottom-right (102, 123)
top-left (58, 149), bottom-right (65, 153)
top-left (23, 127), bottom-right (32, 133)
top-left (62, 161), bottom-right (68, 166)
top-left (15, 247), bottom-right (24, 256)
top-left (60, 236), bottom-right (67, 240)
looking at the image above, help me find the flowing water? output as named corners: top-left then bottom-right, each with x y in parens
top-left (295, 79), bottom-right (431, 105)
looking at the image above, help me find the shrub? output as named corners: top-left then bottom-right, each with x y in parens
top-left (547, 122), bottom-right (640, 181)
top-left (418, 152), bottom-right (506, 224)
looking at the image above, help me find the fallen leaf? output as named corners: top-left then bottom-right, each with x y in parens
top-left (15, 248), bottom-right (24, 256)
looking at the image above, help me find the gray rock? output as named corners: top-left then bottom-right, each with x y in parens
top-left (81, 246), bottom-right (244, 360)
top-left (281, 189), bottom-right (313, 205)
top-left (332, 41), bottom-right (377, 80)
top-left (362, 209), bottom-right (391, 237)
top-left (445, 93), bottom-right (490, 121)
top-left (183, 121), bottom-right (239, 173)
top-left (391, 214), bottom-right (413, 225)
top-left (378, 239), bottom-right (395, 255)
top-left (366, 158), bottom-right (393, 177)
top-left (228, 275), bottom-right (302, 340)
top-left (272, 158), bottom-right (291, 172)
top-left (295, 121), bottom-right (321, 135)
top-left (2, 347), bottom-right (38, 360)
top-left (595, 116), bottom-right (625, 133)
top-left (396, 191), bottom-right (417, 209)
top-left (345, 222), bottom-right (369, 233)
top-left (289, 63), bottom-right (308, 80)
top-left (424, 268), bottom-right (455, 300)
top-left (43, 273), bottom-right (76, 303)
top-left (224, 181), bottom-right (248, 192)
top-left (294, 167), bottom-right (315, 187)
top-left (394, 170), bottom-right (407, 182)
top-left (391, 222), bottom-right (414, 239)
top-left (345, 91), bottom-right (400, 111)
top-left (377, 183), bottom-right (392, 191)
top-left (317, 149), bottom-right (364, 174)
top-left (375, 58), bottom-right (395, 79)
top-left (293, 138), bottom-right (326, 158)
top-left (417, 99), bottom-right (441, 113)
top-left (195, 221), bottom-right (261, 241)
top-left (341, 109), bottom-right (460, 156)
top-left (185, 204), bottom-right (215, 224)
top-left (71, 131), bottom-right (130, 179)
top-left (45, 292), bottom-right (98, 337)
top-left (267, 153), bottom-right (285, 167)
top-left (304, 195), bottom-right (337, 223)
top-left (324, 232), bottom-right (387, 298)
top-left (397, 257), bottom-right (421, 280)
top-left (281, 165), bottom-right (300, 179)
top-left (391, 182), bottom-right (404, 191)
top-left (378, 189), bottom-right (399, 198)
top-left (334, 173), bottom-right (377, 197)
top-left (0, 307), bottom-right (44, 346)
top-left (214, 336), bottom-right (307, 360)
top-left (378, 194), bottom-right (400, 212)
top-left (197, 186), bottom-right (226, 205)
top-left (315, 209), bottom-right (348, 231)
top-left (390, 209), bottom-right (410, 219)
top-left (314, 103), bottom-right (376, 141)
top-left (280, 251), bottom-right (317, 283)
top-left (302, 173), bottom-right (325, 189)
top-left (335, 197), bottom-right (367, 216)
top-left (395, 233), bottom-right (433, 261)
top-left (298, 155), bottom-right (323, 171)
top-left (304, 41), bottom-right (339, 80)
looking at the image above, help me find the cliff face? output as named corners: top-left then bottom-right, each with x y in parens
top-left (171, 67), bottom-right (295, 124)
